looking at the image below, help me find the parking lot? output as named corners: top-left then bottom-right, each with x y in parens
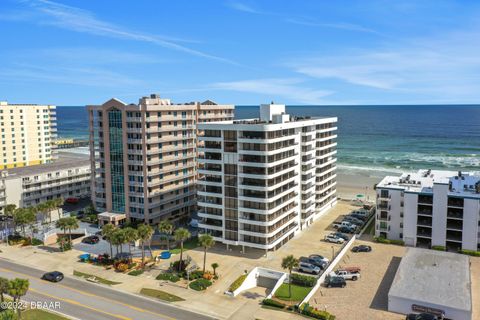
top-left (310, 240), bottom-right (406, 320)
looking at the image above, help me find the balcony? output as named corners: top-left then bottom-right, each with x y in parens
top-left (447, 197), bottom-right (464, 208)
top-left (446, 230), bottom-right (462, 242)
top-left (416, 226), bottom-right (432, 238)
top-left (417, 195), bottom-right (433, 205)
top-left (447, 209), bottom-right (463, 220)
top-left (417, 205), bottom-right (432, 216)
top-left (417, 217), bottom-right (432, 227)
top-left (446, 220), bottom-right (463, 231)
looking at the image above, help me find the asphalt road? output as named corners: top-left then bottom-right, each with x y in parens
top-left (0, 258), bottom-right (215, 320)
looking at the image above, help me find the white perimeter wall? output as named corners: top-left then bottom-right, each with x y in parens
top-left (388, 295), bottom-right (471, 320)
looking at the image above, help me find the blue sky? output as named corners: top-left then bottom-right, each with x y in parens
top-left (1, 0), bottom-right (480, 105)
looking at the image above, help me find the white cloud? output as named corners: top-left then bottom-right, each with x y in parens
top-left (287, 29), bottom-right (480, 101)
top-left (286, 18), bottom-right (380, 35)
top-left (210, 78), bottom-right (333, 104)
top-left (18, 0), bottom-right (237, 64)
top-left (226, 1), bottom-right (260, 14)
top-left (0, 64), bottom-right (143, 88)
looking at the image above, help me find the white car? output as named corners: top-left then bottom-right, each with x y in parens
top-left (324, 234), bottom-right (345, 244)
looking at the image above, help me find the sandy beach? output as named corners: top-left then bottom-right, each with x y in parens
top-left (336, 171), bottom-right (386, 202)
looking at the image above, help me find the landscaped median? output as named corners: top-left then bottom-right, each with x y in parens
top-left (140, 288), bottom-right (185, 302)
top-left (268, 274), bottom-right (316, 306)
top-left (73, 270), bottom-right (122, 285)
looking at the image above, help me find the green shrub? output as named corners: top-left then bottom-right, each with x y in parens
top-left (432, 246), bottom-right (446, 251)
top-left (290, 273), bottom-right (317, 287)
top-left (186, 270), bottom-right (203, 280)
top-left (228, 274), bottom-right (247, 292)
top-left (300, 303), bottom-right (336, 320)
top-left (459, 249), bottom-right (480, 257)
top-left (31, 238), bottom-right (44, 246)
top-left (156, 272), bottom-right (180, 282)
top-left (128, 270), bottom-right (144, 276)
top-left (374, 236), bottom-right (404, 246)
top-left (8, 234), bottom-right (25, 245)
top-left (262, 299), bottom-right (285, 309)
top-left (189, 278), bottom-right (212, 291)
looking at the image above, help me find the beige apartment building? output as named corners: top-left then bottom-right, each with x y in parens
top-left (87, 94), bottom-right (234, 224)
top-left (0, 101), bottom-right (57, 170)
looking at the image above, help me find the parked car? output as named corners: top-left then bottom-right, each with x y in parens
top-left (331, 232), bottom-right (350, 241)
top-left (324, 275), bottom-right (346, 288)
top-left (338, 226), bottom-right (356, 234)
top-left (343, 216), bottom-right (364, 226)
top-left (342, 266), bottom-right (361, 273)
top-left (82, 235), bottom-right (100, 244)
top-left (351, 209), bottom-right (370, 217)
top-left (406, 313), bottom-right (439, 320)
top-left (299, 257), bottom-right (327, 270)
top-left (352, 245), bottom-right (372, 252)
top-left (41, 271), bottom-right (64, 282)
top-left (349, 213), bottom-right (368, 221)
top-left (324, 234), bottom-right (345, 244)
top-left (65, 197), bottom-right (79, 204)
top-left (332, 269), bottom-right (361, 281)
top-left (298, 262), bottom-right (321, 275)
top-left (308, 254), bottom-right (329, 264)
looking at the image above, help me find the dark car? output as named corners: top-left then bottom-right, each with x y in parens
top-left (299, 256), bottom-right (327, 270)
top-left (406, 313), bottom-right (439, 320)
top-left (331, 232), bottom-right (350, 241)
top-left (324, 275), bottom-right (346, 288)
top-left (338, 226), bottom-right (356, 234)
top-left (349, 213), bottom-right (368, 221)
top-left (352, 245), bottom-right (372, 252)
top-left (42, 271), bottom-right (64, 282)
top-left (82, 235), bottom-right (100, 244)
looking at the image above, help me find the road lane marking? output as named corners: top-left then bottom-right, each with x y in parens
top-left (0, 266), bottom-right (176, 320)
top-left (29, 288), bottom-right (132, 320)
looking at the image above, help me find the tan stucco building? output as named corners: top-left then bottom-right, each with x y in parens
top-left (87, 94), bottom-right (234, 224)
top-left (0, 101), bottom-right (57, 170)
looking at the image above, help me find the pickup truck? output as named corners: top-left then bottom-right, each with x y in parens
top-left (333, 221), bottom-right (357, 229)
top-left (331, 269), bottom-right (361, 281)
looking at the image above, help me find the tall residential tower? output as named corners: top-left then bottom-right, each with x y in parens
top-left (87, 94), bottom-right (234, 224)
top-left (197, 103), bottom-right (337, 251)
top-left (0, 101), bottom-right (57, 170)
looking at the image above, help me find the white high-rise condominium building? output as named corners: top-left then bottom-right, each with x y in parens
top-left (197, 103), bottom-right (337, 251)
top-left (87, 94), bottom-right (234, 224)
top-left (0, 101), bottom-right (57, 170)
top-left (376, 169), bottom-right (480, 251)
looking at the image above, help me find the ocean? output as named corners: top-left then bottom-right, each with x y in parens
top-left (57, 105), bottom-right (480, 177)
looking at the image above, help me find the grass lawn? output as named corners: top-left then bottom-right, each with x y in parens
top-left (140, 288), bottom-right (185, 302)
top-left (73, 270), bottom-right (122, 285)
top-left (274, 283), bottom-right (312, 302)
top-left (169, 238), bottom-right (199, 254)
top-left (22, 309), bottom-right (69, 320)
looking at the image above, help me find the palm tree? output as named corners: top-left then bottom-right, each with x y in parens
top-left (110, 230), bottom-right (123, 256)
top-left (123, 227), bottom-right (138, 254)
top-left (66, 216), bottom-right (79, 243)
top-left (137, 224), bottom-right (154, 267)
top-left (35, 202), bottom-right (47, 223)
top-left (3, 204), bottom-right (16, 220)
top-left (211, 263), bottom-right (219, 276)
top-left (198, 234), bottom-right (215, 273)
top-left (174, 228), bottom-right (191, 272)
top-left (8, 278), bottom-right (29, 319)
top-left (0, 277), bottom-right (9, 303)
top-left (158, 220), bottom-right (173, 251)
top-left (102, 224), bottom-right (116, 257)
top-left (55, 217), bottom-right (70, 251)
top-left (13, 208), bottom-right (35, 237)
top-left (281, 255), bottom-right (299, 298)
